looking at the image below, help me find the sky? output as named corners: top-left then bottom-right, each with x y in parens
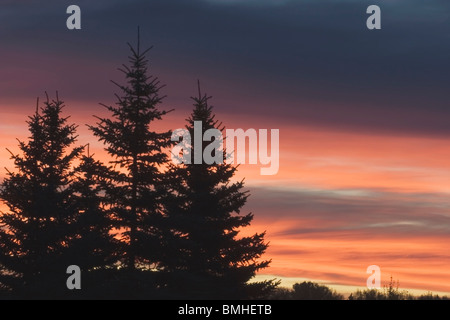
top-left (1, 0), bottom-right (450, 295)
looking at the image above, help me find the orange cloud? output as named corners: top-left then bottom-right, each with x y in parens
top-left (2, 101), bottom-right (450, 295)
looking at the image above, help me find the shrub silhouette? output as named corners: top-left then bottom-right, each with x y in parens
top-left (268, 287), bottom-right (295, 300)
top-left (417, 292), bottom-right (449, 300)
top-left (349, 277), bottom-right (414, 300)
top-left (292, 281), bottom-right (343, 300)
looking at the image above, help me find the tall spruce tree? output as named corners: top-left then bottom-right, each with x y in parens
top-left (89, 34), bottom-right (173, 294)
top-left (165, 85), bottom-right (274, 299)
top-left (0, 94), bottom-right (83, 298)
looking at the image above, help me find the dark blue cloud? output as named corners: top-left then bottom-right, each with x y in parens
top-left (2, 0), bottom-right (450, 136)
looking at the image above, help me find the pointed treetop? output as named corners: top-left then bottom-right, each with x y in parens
top-left (193, 80), bottom-right (212, 108)
top-left (125, 27), bottom-right (152, 60)
top-left (137, 26), bottom-right (140, 55)
top-left (35, 97), bottom-right (39, 115)
top-left (197, 79), bottom-right (202, 100)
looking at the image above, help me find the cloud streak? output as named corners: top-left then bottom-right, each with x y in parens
top-left (245, 185), bottom-right (450, 292)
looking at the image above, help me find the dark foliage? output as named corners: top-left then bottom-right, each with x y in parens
top-left (68, 150), bottom-right (118, 274)
top-left (89, 37), bottom-right (173, 277)
top-left (164, 85), bottom-right (275, 299)
top-left (0, 95), bottom-right (83, 298)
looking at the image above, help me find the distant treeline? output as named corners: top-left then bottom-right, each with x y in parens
top-left (270, 280), bottom-right (449, 300)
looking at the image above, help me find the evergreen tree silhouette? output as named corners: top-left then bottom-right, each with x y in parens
top-left (89, 32), bottom-right (173, 294)
top-left (67, 146), bottom-right (118, 296)
top-left (0, 94), bottom-right (83, 298)
top-left (165, 83), bottom-right (273, 299)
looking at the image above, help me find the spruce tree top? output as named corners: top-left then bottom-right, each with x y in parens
top-left (91, 32), bottom-right (172, 164)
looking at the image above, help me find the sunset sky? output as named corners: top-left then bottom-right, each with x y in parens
top-left (2, 0), bottom-right (450, 295)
